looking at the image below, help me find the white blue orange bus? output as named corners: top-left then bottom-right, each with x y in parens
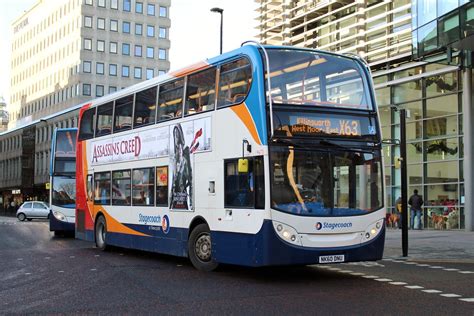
top-left (49, 128), bottom-right (77, 236)
top-left (75, 43), bottom-right (385, 271)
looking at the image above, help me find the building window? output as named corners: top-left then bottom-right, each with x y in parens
top-left (158, 70), bottom-right (166, 76)
top-left (122, 21), bottom-right (130, 33)
top-left (123, 0), bottom-right (131, 12)
top-left (135, 2), bottom-right (143, 13)
top-left (84, 16), bottom-right (92, 28)
top-left (134, 45), bottom-right (142, 57)
top-left (84, 38), bottom-right (92, 50)
top-left (109, 86), bottom-right (117, 93)
top-left (147, 25), bottom-right (154, 37)
top-left (109, 64), bottom-right (117, 76)
top-left (96, 62), bottom-right (104, 74)
top-left (159, 6), bottom-right (167, 17)
top-left (98, 0), bottom-right (105, 7)
top-left (122, 43), bottom-right (130, 55)
top-left (146, 47), bottom-right (154, 58)
top-left (96, 85), bottom-right (104, 97)
top-left (110, 20), bottom-right (118, 32)
top-left (135, 23), bottom-right (143, 35)
top-left (97, 40), bottom-right (105, 52)
top-left (147, 4), bottom-right (155, 15)
top-left (159, 27), bottom-right (167, 39)
top-left (110, 42), bottom-right (118, 54)
top-left (97, 18), bottom-right (105, 30)
top-left (83, 61), bottom-right (92, 73)
top-left (134, 67), bottom-right (142, 79)
top-left (158, 49), bottom-right (166, 60)
top-left (83, 84), bottom-right (91, 96)
top-left (146, 68), bottom-right (154, 80)
top-left (85, 0), bottom-right (93, 5)
top-left (122, 65), bottom-right (129, 77)
top-left (111, 0), bottom-right (118, 9)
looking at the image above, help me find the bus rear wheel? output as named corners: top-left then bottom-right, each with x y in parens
top-left (188, 224), bottom-right (218, 272)
top-left (95, 215), bottom-right (109, 251)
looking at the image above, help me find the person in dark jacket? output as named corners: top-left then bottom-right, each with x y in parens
top-left (408, 189), bottom-right (424, 229)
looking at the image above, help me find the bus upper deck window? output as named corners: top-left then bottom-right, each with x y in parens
top-left (96, 102), bottom-right (113, 137)
top-left (185, 67), bottom-right (216, 115)
top-left (134, 86), bottom-right (157, 128)
top-left (78, 108), bottom-right (95, 140)
top-left (158, 78), bottom-right (184, 121)
top-left (217, 58), bottom-right (252, 108)
top-left (114, 95), bottom-right (134, 133)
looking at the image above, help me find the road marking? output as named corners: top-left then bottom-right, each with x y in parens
top-left (458, 271), bottom-right (474, 274)
top-left (350, 272), bottom-right (365, 276)
top-left (375, 278), bottom-right (392, 282)
top-left (25, 273), bottom-right (31, 275)
top-left (339, 270), bottom-right (353, 273)
top-left (17, 258), bottom-right (23, 261)
top-left (443, 268), bottom-right (459, 271)
top-left (422, 289), bottom-right (443, 294)
top-left (429, 266), bottom-right (443, 269)
top-left (95, 255), bottom-right (100, 257)
top-left (44, 257), bottom-right (51, 260)
top-left (405, 285), bottom-right (424, 289)
top-left (440, 294), bottom-right (461, 298)
top-left (58, 271), bottom-right (64, 273)
top-left (403, 262), bottom-right (417, 265)
top-left (416, 264), bottom-right (430, 267)
top-left (362, 275), bottom-right (379, 279)
top-left (381, 258), bottom-right (393, 261)
top-left (90, 268), bottom-right (97, 271)
top-left (389, 282), bottom-right (407, 285)
top-left (69, 256), bottom-right (75, 259)
top-left (177, 264), bottom-right (182, 267)
top-left (459, 298), bottom-right (474, 302)
top-left (326, 267), bottom-right (341, 271)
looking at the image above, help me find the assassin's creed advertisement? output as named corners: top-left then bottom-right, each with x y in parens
top-left (169, 117), bottom-right (211, 210)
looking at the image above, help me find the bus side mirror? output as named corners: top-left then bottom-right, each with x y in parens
top-left (238, 159), bottom-right (249, 173)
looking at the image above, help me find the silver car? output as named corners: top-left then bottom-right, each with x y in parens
top-left (16, 201), bottom-right (51, 221)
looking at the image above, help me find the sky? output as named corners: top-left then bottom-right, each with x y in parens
top-left (0, 0), bottom-right (258, 102)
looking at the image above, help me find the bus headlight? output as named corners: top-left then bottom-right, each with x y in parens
top-left (362, 219), bottom-right (384, 243)
top-left (272, 221), bottom-right (302, 246)
top-left (53, 211), bottom-right (66, 221)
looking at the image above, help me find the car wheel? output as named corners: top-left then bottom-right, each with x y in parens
top-left (17, 213), bottom-right (26, 221)
top-left (95, 215), bottom-right (109, 251)
top-left (188, 223), bottom-right (219, 272)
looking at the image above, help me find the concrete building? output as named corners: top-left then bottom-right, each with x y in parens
top-left (1, 0), bottom-right (171, 212)
top-left (0, 97), bottom-right (8, 133)
top-left (256, 0), bottom-right (473, 231)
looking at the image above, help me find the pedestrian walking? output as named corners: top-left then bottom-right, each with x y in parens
top-left (408, 189), bottom-right (424, 229)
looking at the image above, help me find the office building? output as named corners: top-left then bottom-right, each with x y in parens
top-left (256, 0), bottom-right (473, 231)
top-left (1, 0), bottom-right (171, 209)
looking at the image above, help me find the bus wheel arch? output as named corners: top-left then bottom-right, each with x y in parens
top-left (188, 218), bottom-right (218, 272)
top-left (94, 213), bottom-right (109, 251)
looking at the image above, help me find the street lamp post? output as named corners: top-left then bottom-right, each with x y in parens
top-left (210, 7), bottom-right (223, 54)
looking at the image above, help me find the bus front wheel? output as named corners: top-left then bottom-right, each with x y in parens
top-left (188, 224), bottom-right (218, 272)
top-left (95, 215), bottom-right (109, 251)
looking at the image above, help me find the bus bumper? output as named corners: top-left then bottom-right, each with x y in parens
top-left (212, 220), bottom-right (385, 267)
top-left (49, 211), bottom-right (75, 232)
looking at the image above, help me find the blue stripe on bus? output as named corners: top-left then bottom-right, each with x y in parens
top-left (84, 219), bottom-right (384, 267)
top-left (211, 220), bottom-right (385, 266)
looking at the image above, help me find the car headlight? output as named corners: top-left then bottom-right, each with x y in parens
top-left (272, 221), bottom-right (302, 246)
top-left (53, 211), bottom-right (66, 221)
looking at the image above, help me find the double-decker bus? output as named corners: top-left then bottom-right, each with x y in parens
top-left (49, 128), bottom-right (77, 236)
top-left (76, 43), bottom-right (384, 271)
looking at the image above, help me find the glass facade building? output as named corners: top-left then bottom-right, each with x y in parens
top-left (256, 0), bottom-right (474, 230)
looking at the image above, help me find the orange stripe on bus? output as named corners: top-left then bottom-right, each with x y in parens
top-left (230, 103), bottom-right (262, 145)
top-left (168, 61), bottom-right (210, 78)
top-left (93, 206), bottom-right (150, 237)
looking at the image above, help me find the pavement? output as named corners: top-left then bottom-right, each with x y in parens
top-left (384, 228), bottom-right (474, 262)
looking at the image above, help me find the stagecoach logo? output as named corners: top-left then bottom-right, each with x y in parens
top-left (161, 215), bottom-right (170, 234)
top-left (316, 222), bottom-right (353, 230)
top-left (92, 136), bottom-right (141, 162)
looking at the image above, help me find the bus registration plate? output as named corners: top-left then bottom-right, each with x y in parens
top-left (319, 254), bottom-right (345, 264)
